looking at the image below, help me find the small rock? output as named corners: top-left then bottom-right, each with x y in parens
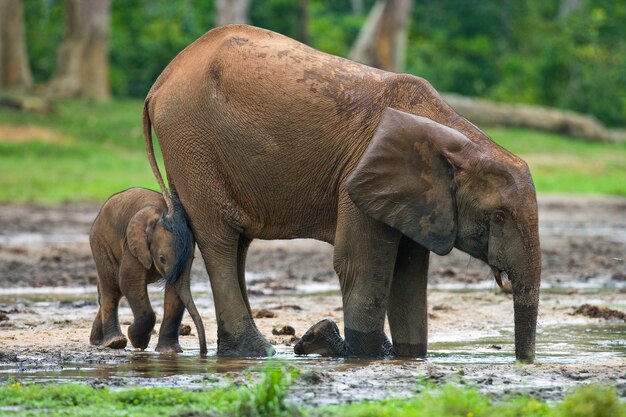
top-left (0, 352), bottom-right (19, 362)
top-left (441, 267), bottom-right (459, 278)
top-left (179, 324), bottom-right (192, 336)
top-left (272, 325), bottom-right (295, 336)
top-left (273, 304), bottom-right (302, 311)
top-left (612, 270), bottom-right (626, 281)
top-left (252, 309), bottom-right (276, 318)
top-left (0, 312), bottom-right (8, 322)
top-left (572, 304), bottom-right (626, 321)
top-left (300, 370), bottom-right (328, 384)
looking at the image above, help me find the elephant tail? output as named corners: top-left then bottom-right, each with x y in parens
top-left (143, 97), bottom-right (174, 215)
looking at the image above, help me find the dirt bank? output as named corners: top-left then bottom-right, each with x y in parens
top-left (0, 195), bottom-right (625, 403)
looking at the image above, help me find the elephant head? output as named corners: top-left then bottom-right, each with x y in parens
top-left (346, 108), bottom-right (541, 362)
top-left (126, 195), bottom-right (207, 355)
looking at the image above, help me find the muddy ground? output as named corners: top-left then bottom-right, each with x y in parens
top-left (0, 195), bottom-right (625, 404)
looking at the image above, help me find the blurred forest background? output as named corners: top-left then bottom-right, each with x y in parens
top-left (1, 0), bottom-right (625, 202)
top-left (3, 0), bottom-right (623, 126)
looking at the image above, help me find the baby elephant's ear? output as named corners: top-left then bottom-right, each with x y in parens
top-left (126, 206), bottom-right (163, 269)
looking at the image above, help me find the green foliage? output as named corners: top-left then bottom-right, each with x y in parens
top-left (0, 366), bottom-right (295, 417)
top-left (233, 364), bottom-right (298, 417)
top-left (556, 385), bottom-right (624, 417)
top-left (313, 383), bottom-right (624, 417)
top-left (408, 0), bottom-right (626, 126)
top-left (21, 0), bottom-right (626, 126)
top-left (22, 0), bottom-right (64, 84)
top-left (0, 378), bottom-right (624, 417)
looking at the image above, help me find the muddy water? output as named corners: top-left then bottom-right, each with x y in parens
top-left (1, 288), bottom-right (624, 405)
top-left (1, 196), bottom-right (625, 404)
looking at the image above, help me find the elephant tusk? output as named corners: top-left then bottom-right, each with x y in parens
top-left (492, 267), bottom-right (504, 289)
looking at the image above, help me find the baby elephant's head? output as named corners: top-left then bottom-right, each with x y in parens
top-left (294, 318), bottom-right (344, 357)
top-left (126, 203), bottom-right (194, 285)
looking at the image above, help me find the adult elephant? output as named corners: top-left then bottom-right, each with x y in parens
top-left (143, 25), bottom-right (541, 361)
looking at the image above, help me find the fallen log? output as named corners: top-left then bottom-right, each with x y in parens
top-left (443, 93), bottom-right (625, 142)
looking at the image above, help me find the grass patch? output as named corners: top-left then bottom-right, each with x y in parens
top-left (489, 128), bottom-right (626, 196)
top-left (0, 99), bottom-right (624, 204)
top-left (0, 100), bottom-right (161, 203)
top-left (0, 373), bottom-right (623, 417)
top-left (0, 364), bottom-right (297, 417)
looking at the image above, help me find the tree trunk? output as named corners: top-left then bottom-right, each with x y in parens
top-left (47, 0), bottom-right (110, 99)
top-left (297, 0), bottom-right (309, 44)
top-left (558, 0), bottom-right (583, 20)
top-left (216, 0), bottom-right (250, 26)
top-left (349, 0), bottom-right (413, 72)
top-left (0, 0), bottom-right (33, 91)
top-left (350, 0), bottom-right (364, 15)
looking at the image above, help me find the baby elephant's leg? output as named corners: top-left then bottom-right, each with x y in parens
top-left (98, 286), bottom-right (127, 349)
top-left (119, 256), bottom-right (156, 350)
top-left (156, 285), bottom-right (185, 354)
top-left (92, 264), bottom-right (127, 349)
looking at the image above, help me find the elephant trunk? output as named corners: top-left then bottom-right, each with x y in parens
top-left (511, 255), bottom-right (541, 363)
top-left (173, 277), bottom-right (207, 355)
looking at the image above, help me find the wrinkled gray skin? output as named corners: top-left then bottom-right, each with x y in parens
top-left (89, 187), bottom-right (207, 354)
top-left (144, 25), bottom-right (540, 361)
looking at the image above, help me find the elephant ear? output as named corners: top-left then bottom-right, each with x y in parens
top-left (126, 206), bottom-right (163, 269)
top-left (346, 108), bottom-right (475, 256)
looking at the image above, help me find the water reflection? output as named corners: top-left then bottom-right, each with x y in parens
top-left (1, 323), bottom-right (623, 383)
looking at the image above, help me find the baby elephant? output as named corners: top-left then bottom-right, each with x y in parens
top-left (89, 187), bottom-right (206, 354)
top-left (294, 318), bottom-right (393, 357)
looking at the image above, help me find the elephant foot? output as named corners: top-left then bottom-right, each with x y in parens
top-left (155, 340), bottom-right (183, 354)
top-left (128, 314), bottom-right (156, 350)
top-left (393, 342), bottom-right (426, 358)
top-left (102, 334), bottom-right (128, 349)
top-left (294, 318), bottom-right (345, 357)
top-left (89, 332), bottom-right (103, 346)
top-left (217, 325), bottom-right (274, 357)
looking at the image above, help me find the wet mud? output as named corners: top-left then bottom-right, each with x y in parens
top-left (0, 195), bottom-right (625, 404)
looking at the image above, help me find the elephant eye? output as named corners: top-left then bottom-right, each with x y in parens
top-left (493, 211), bottom-right (505, 224)
top-left (159, 255), bottom-right (166, 264)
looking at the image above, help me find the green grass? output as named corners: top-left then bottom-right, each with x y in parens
top-left (489, 128), bottom-right (626, 196)
top-left (0, 99), bottom-right (161, 203)
top-left (0, 371), bottom-right (623, 417)
top-left (0, 365), bottom-right (298, 417)
top-left (0, 99), bottom-right (624, 204)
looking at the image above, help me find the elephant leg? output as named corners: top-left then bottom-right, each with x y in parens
top-left (90, 308), bottom-right (104, 346)
top-left (237, 236), bottom-right (253, 315)
top-left (333, 194), bottom-right (401, 357)
top-left (156, 285), bottom-right (185, 354)
top-left (388, 236), bottom-right (430, 357)
top-left (98, 281), bottom-right (127, 349)
top-left (196, 225), bottom-right (273, 357)
top-left (119, 255), bottom-right (156, 350)
top-left (90, 284), bottom-right (104, 346)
